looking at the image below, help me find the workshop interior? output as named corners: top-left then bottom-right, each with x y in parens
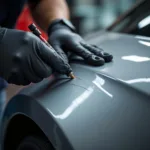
top-left (1, 0), bottom-right (150, 150)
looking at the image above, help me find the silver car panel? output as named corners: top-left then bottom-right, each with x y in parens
top-left (1, 31), bottom-right (150, 150)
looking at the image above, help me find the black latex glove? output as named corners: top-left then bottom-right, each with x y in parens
top-left (48, 20), bottom-right (113, 66)
top-left (0, 28), bottom-right (72, 85)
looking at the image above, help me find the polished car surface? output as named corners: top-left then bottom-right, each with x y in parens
top-left (1, 31), bottom-right (150, 150)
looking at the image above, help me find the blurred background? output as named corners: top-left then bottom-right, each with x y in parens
top-left (16, 0), bottom-right (139, 37)
top-left (67, 0), bottom-right (139, 35)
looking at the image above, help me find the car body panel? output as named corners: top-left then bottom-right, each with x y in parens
top-left (1, 32), bottom-right (150, 150)
top-left (86, 31), bottom-right (150, 95)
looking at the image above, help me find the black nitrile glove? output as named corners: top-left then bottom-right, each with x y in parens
top-left (0, 27), bottom-right (72, 85)
top-left (48, 19), bottom-right (113, 66)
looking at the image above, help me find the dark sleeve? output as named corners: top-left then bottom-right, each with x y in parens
top-left (0, 0), bottom-right (26, 28)
top-left (27, 0), bottom-right (40, 9)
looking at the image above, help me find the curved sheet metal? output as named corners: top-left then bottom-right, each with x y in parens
top-left (1, 32), bottom-right (150, 150)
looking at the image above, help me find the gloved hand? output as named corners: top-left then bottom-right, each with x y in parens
top-left (0, 27), bottom-right (72, 85)
top-left (48, 19), bottom-right (113, 66)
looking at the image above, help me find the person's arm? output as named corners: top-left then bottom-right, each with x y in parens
top-left (28, 0), bottom-right (113, 66)
top-left (28, 0), bottom-right (70, 31)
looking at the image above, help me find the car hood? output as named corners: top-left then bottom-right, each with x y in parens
top-left (83, 31), bottom-right (150, 95)
top-left (2, 32), bottom-right (150, 150)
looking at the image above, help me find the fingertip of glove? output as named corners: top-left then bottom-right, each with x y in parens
top-left (86, 55), bottom-right (105, 66)
top-left (103, 53), bottom-right (113, 62)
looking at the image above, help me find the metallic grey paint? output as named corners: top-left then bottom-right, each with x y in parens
top-left (1, 32), bottom-right (150, 150)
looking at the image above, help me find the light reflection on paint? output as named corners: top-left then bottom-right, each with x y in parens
top-left (135, 36), bottom-right (150, 41)
top-left (123, 78), bottom-right (150, 84)
top-left (92, 75), bottom-right (113, 98)
top-left (139, 40), bottom-right (150, 47)
top-left (47, 87), bottom-right (94, 119)
top-left (138, 15), bottom-right (150, 29)
top-left (122, 55), bottom-right (150, 62)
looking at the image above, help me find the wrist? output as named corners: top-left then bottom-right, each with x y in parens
top-left (47, 19), bottom-right (76, 36)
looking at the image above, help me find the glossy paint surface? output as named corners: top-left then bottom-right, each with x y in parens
top-left (1, 32), bottom-right (150, 150)
top-left (86, 31), bottom-right (150, 95)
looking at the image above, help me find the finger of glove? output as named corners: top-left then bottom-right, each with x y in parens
top-left (24, 55), bottom-right (53, 83)
top-left (71, 44), bottom-right (105, 66)
top-left (37, 41), bottom-right (72, 75)
top-left (81, 43), bottom-right (113, 62)
top-left (8, 69), bottom-right (31, 85)
top-left (52, 45), bottom-right (69, 63)
top-left (7, 60), bottom-right (47, 85)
